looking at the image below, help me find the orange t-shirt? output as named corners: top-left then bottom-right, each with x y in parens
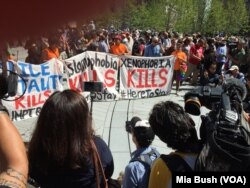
top-left (110, 43), bottom-right (128, 55)
top-left (172, 50), bottom-right (187, 71)
top-left (41, 48), bottom-right (59, 62)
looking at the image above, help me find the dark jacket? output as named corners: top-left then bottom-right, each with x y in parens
top-left (29, 136), bottom-right (114, 188)
top-left (200, 71), bottom-right (220, 86)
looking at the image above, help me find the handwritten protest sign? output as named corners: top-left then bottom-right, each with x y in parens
top-left (2, 59), bottom-right (64, 121)
top-left (65, 51), bottom-right (119, 101)
top-left (119, 55), bottom-right (175, 99)
top-left (1, 52), bottom-right (176, 121)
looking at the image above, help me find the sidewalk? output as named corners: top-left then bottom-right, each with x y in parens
top-left (14, 83), bottom-right (209, 179)
top-left (8, 46), bottom-right (208, 179)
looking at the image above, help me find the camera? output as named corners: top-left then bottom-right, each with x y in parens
top-left (184, 78), bottom-right (248, 141)
top-left (184, 78), bottom-right (247, 116)
top-left (186, 80), bottom-right (250, 171)
top-left (184, 85), bottom-right (223, 116)
top-left (82, 81), bottom-right (103, 92)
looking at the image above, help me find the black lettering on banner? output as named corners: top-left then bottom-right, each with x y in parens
top-left (89, 53), bottom-right (118, 70)
top-left (159, 59), bottom-right (164, 68)
top-left (67, 59), bottom-right (89, 77)
top-left (125, 89), bottom-right (153, 99)
top-left (11, 108), bottom-right (40, 121)
top-left (36, 107), bottom-right (42, 116)
top-left (120, 57), bottom-right (172, 69)
top-left (155, 89), bottom-right (168, 96)
top-left (90, 89), bottom-right (117, 101)
top-left (67, 53), bottom-right (119, 77)
top-left (165, 58), bottom-right (171, 68)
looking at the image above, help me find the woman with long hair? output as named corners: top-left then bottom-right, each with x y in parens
top-left (28, 90), bottom-right (114, 187)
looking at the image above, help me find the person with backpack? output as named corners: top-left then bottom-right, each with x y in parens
top-left (122, 117), bottom-right (160, 188)
top-left (148, 101), bottom-right (202, 188)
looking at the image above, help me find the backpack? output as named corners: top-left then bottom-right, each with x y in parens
top-left (130, 148), bottom-right (160, 168)
top-left (160, 154), bottom-right (192, 172)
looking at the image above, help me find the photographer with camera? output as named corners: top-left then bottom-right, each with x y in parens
top-left (148, 101), bottom-right (201, 188)
top-left (184, 78), bottom-right (250, 171)
top-left (0, 101), bottom-right (28, 188)
top-left (122, 117), bottom-right (159, 188)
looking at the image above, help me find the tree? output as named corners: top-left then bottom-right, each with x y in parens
top-left (94, 0), bottom-right (249, 34)
top-left (224, 0), bottom-right (248, 34)
top-left (204, 0), bottom-right (226, 35)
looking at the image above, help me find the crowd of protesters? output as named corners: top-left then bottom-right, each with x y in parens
top-left (4, 21), bottom-right (250, 90)
top-left (1, 20), bottom-right (250, 188)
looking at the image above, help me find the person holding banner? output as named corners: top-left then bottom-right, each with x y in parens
top-left (28, 90), bottom-right (114, 188)
top-left (0, 103), bottom-right (28, 188)
top-left (110, 35), bottom-right (130, 55)
top-left (171, 39), bottom-right (187, 95)
top-left (40, 35), bottom-right (60, 63)
top-left (144, 36), bottom-right (165, 57)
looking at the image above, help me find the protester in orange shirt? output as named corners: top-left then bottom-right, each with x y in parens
top-left (41, 36), bottom-right (60, 63)
top-left (110, 35), bottom-right (130, 55)
top-left (171, 39), bottom-right (187, 95)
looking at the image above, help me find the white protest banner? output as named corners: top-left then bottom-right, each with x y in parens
top-left (119, 55), bottom-right (175, 99)
top-left (2, 59), bottom-right (64, 121)
top-left (65, 51), bottom-right (119, 101)
top-left (85, 51), bottom-right (119, 101)
top-left (64, 52), bottom-right (89, 92)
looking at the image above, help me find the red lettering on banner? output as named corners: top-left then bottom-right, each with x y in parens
top-left (15, 90), bottom-right (52, 110)
top-left (44, 90), bottom-right (51, 97)
top-left (32, 93), bottom-right (45, 106)
top-left (145, 69), bottom-right (151, 88)
top-left (68, 76), bottom-right (79, 90)
top-left (92, 70), bottom-right (97, 81)
top-left (27, 95), bottom-right (31, 108)
top-left (159, 69), bottom-right (168, 87)
top-left (127, 68), bottom-right (168, 88)
top-left (15, 96), bottom-right (26, 109)
top-left (151, 69), bottom-right (157, 87)
top-left (81, 72), bottom-right (88, 81)
top-left (136, 69), bottom-right (144, 88)
top-left (69, 72), bottom-right (88, 92)
top-left (104, 69), bottom-right (115, 87)
top-left (128, 70), bottom-right (136, 87)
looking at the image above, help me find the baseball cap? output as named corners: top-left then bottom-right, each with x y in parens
top-left (133, 120), bottom-right (155, 145)
top-left (130, 116), bottom-right (142, 127)
top-left (134, 120), bottom-right (150, 128)
top-left (229, 65), bottom-right (239, 71)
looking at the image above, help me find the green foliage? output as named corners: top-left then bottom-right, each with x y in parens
top-left (95, 0), bottom-right (249, 34)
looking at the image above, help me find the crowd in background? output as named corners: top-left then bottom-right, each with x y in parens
top-left (5, 21), bottom-right (250, 84)
top-left (1, 20), bottom-right (250, 188)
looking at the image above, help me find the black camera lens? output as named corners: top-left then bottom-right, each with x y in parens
top-left (185, 97), bottom-right (201, 116)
